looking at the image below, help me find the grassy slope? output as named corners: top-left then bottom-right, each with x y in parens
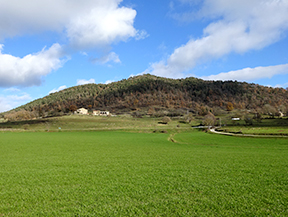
top-left (0, 131), bottom-right (287, 216)
top-left (1, 114), bottom-right (288, 137)
top-left (220, 117), bottom-right (288, 135)
top-left (0, 115), bottom-right (198, 133)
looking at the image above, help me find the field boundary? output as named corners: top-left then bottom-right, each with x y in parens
top-left (209, 128), bottom-right (288, 138)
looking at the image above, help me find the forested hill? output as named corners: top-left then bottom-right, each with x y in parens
top-left (4, 74), bottom-right (288, 117)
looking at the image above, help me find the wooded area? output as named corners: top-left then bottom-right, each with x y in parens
top-left (2, 74), bottom-right (288, 121)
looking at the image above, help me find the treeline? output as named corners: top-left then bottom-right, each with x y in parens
top-left (3, 74), bottom-right (288, 120)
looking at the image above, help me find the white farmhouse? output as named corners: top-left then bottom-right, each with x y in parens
top-left (93, 110), bottom-right (110, 116)
top-left (100, 111), bottom-right (110, 116)
top-left (75, 108), bottom-right (88, 115)
top-left (231, 117), bottom-right (240, 121)
top-left (93, 110), bottom-right (100, 116)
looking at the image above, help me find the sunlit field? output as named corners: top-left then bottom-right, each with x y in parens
top-left (0, 131), bottom-right (287, 216)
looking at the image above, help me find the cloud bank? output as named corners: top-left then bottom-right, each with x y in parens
top-left (66, 2), bottom-right (137, 49)
top-left (146, 0), bottom-right (288, 79)
top-left (76, 79), bottom-right (96, 85)
top-left (202, 64), bottom-right (288, 81)
top-left (0, 93), bottom-right (31, 112)
top-left (0, 0), bottom-right (139, 50)
top-left (92, 52), bottom-right (121, 64)
top-left (0, 0), bottom-right (140, 87)
top-left (49, 85), bottom-right (67, 94)
top-left (0, 44), bottom-right (65, 87)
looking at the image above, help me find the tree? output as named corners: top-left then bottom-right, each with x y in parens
top-left (226, 102), bottom-right (234, 111)
top-left (4, 110), bottom-right (36, 122)
top-left (263, 104), bottom-right (277, 118)
top-left (278, 104), bottom-right (287, 116)
top-left (185, 113), bottom-right (194, 123)
top-left (147, 107), bottom-right (155, 116)
top-left (202, 112), bottom-right (216, 127)
top-left (253, 112), bottom-right (262, 123)
top-left (69, 105), bottom-right (77, 113)
top-left (244, 115), bottom-right (253, 125)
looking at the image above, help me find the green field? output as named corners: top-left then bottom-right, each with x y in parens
top-left (1, 130), bottom-right (287, 216)
top-left (0, 115), bottom-right (196, 133)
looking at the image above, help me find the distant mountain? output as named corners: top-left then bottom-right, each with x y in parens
top-left (2, 74), bottom-right (288, 118)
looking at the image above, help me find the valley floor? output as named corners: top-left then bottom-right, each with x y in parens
top-left (0, 130), bottom-right (287, 216)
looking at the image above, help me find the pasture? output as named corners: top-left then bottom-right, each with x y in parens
top-left (0, 115), bottom-right (195, 133)
top-left (0, 131), bottom-right (287, 216)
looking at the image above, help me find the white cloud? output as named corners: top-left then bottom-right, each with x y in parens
top-left (3, 87), bottom-right (21, 92)
top-left (67, 1), bottom-right (137, 49)
top-left (0, 93), bottom-right (31, 113)
top-left (92, 52), bottom-right (121, 64)
top-left (143, 61), bottom-right (185, 79)
top-left (266, 82), bottom-right (288, 88)
top-left (104, 80), bottom-right (114, 84)
top-left (135, 30), bottom-right (149, 40)
top-left (283, 83), bottom-right (288, 88)
top-left (80, 51), bottom-right (88, 56)
top-left (201, 64), bottom-right (288, 81)
top-left (0, 0), bottom-right (142, 87)
top-left (147, 0), bottom-right (288, 79)
top-left (49, 85), bottom-right (67, 94)
top-left (281, 82), bottom-right (288, 88)
top-left (77, 79), bottom-right (95, 85)
top-left (0, 44), bottom-right (65, 87)
top-left (0, 0), bottom-right (70, 38)
top-left (0, 0), bottom-right (141, 49)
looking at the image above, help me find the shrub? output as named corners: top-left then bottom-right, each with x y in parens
top-left (132, 111), bottom-right (142, 118)
top-left (162, 116), bottom-right (171, 124)
top-left (4, 110), bottom-right (36, 122)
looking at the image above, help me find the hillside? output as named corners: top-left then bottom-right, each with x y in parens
top-left (2, 74), bottom-right (288, 119)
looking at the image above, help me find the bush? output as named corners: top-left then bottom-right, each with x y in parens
top-left (162, 116), bottom-right (171, 124)
top-left (4, 110), bottom-right (36, 122)
top-left (131, 111), bottom-right (143, 118)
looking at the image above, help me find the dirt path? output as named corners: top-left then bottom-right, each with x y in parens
top-left (168, 133), bottom-right (177, 143)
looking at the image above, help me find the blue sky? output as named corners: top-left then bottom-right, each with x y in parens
top-left (1, 0), bottom-right (288, 112)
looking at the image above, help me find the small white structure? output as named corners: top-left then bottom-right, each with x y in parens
top-left (93, 110), bottom-right (100, 116)
top-left (93, 110), bottom-right (110, 116)
top-left (75, 108), bottom-right (88, 115)
top-left (231, 117), bottom-right (240, 121)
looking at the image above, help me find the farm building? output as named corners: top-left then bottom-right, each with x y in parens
top-left (75, 108), bottom-right (88, 115)
top-left (231, 117), bottom-right (240, 121)
top-left (93, 110), bottom-right (110, 116)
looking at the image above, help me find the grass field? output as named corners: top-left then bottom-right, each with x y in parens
top-left (0, 115), bottom-right (196, 133)
top-left (220, 126), bottom-right (288, 135)
top-left (1, 130), bottom-right (287, 216)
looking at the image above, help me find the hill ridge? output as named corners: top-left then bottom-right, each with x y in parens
top-left (2, 74), bottom-right (288, 118)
